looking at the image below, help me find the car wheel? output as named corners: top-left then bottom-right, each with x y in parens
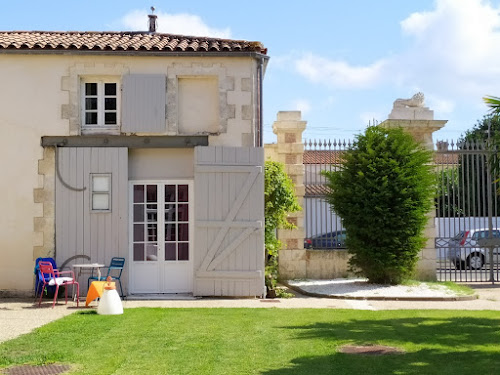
top-left (467, 253), bottom-right (484, 270)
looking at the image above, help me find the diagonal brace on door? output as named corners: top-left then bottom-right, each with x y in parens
top-left (198, 166), bottom-right (261, 272)
top-left (207, 224), bottom-right (262, 271)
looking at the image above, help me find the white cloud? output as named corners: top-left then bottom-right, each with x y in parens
top-left (121, 10), bottom-right (231, 38)
top-left (296, 53), bottom-right (387, 89)
top-left (294, 0), bottom-right (500, 101)
top-left (291, 99), bottom-right (311, 114)
top-left (426, 94), bottom-right (456, 114)
top-left (397, 0), bottom-right (500, 92)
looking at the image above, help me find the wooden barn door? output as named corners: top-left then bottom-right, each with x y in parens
top-left (55, 147), bottom-right (128, 291)
top-left (194, 146), bottom-right (265, 297)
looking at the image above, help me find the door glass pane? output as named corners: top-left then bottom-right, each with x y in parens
top-left (147, 223), bottom-right (157, 241)
top-left (133, 224), bottom-right (144, 242)
top-left (165, 204), bottom-right (176, 222)
top-left (146, 204), bottom-right (157, 222)
top-left (146, 243), bottom-right (158, 261)
top-left (165, 243), bottom-right (176, 260)
top-left (178, 223), bottom-right (189, 241)
top-left (133, 204), bottom-right (144, 222)
top-left (133, 243), bottom-right (144, 261)
top-left (177, 204), bottom-right (188, 221)
top-left (92, 193), bottom-right (109, 210)
top-left (165, 223), bottom-right (176, 241)
top-left (134, 185), bottom-right (144, 203)
top-left (93, 176), bottom-right (110, 191)
top-left (165, 185), bottom-right (176, 202)
top-left (178, 243), bottom-right (189, 261)
top-left (178, 185), bottom-right (188, 202)
top-left (147, 185), bottom-right (157, 202)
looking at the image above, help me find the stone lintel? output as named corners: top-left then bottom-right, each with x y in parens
top-left (42, 135), bottom-right (209, 148)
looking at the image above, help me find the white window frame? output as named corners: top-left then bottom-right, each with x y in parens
top-left (81, 77), bottom-right (120, 134)
top-left (90, 173), bottom-right (112, 213)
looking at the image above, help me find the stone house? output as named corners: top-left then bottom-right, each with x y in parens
top-left (0, 26), bottom-right (268, 297)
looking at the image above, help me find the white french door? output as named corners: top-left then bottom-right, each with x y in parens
top-left (129, 181), bottom-right (193, 294)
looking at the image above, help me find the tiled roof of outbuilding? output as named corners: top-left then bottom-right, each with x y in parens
top-left (303, 150), bottom-right (458, 166)
top-left (0, 31), bottom-right (267, 54)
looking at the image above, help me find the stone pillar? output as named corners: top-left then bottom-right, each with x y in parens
top-left (380, 94), bottom-right (447, 281)
top-left (265, 111), bottom-right (307, 279)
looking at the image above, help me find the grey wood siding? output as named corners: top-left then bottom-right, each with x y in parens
top-left (122, 74), bottom-right (166, 133)
top-left (194, 146), bottom-right (265, 297)
top-left (55, 147), bottom-right (128, 293)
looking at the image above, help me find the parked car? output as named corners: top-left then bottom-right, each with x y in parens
top-left (448, 228), bottom-right (500, 270)
top-left (304, 230), bottom-right (347, 249)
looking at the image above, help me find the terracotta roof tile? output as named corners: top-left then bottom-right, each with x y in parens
top-left (305, 184), bottom-right (330, 197)
top-left (303, 150), bottom-right (345, 165)
top-left (303, 150), bottom-right (459, 166)
top-left (0, 31), bottom-right (267, 54)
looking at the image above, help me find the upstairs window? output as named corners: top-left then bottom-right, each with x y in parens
top-left (81, 79), bottom-right (120, 133)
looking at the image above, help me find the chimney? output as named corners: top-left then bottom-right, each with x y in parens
top-left (148, 7), bottom-right (157, 33)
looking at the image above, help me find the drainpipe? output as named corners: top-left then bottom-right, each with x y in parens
top-left (257, 59), bottom-right (264, 147)
top-left (256, 56), bottom-right (266, 147)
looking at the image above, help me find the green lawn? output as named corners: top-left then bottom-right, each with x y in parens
top-left (1, 308), bottom-right (499, 374)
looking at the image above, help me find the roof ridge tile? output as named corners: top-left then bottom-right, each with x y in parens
top-left (0, 30), bottom-right (266, 54)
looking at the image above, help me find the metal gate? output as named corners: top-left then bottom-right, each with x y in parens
top-left (303, 140), bottom-right (348, 250)
top-left (435, 140), bottom-right (500, 283)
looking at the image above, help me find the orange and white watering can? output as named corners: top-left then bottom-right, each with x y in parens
top-left (97, 276), bottom-right (123, 315)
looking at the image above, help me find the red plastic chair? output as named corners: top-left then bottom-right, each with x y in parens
top-left (37, 261), bottom-right (80, 308)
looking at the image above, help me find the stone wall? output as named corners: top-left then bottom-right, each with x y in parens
top-left (33, 147), bottom-right (56, 261)
top-left (266, 98), bottom-right (448, 281)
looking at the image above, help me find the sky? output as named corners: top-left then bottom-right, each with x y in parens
top-left (2, 0), bottom-right (500, 144)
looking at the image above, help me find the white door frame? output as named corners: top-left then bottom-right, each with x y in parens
top-left (128, 180), bottom-right (194, 294)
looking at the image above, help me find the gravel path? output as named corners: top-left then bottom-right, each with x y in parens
top-left (0, 299), bottom-right (76, 344)
top-left (286, 278), bottom-right (471, 299)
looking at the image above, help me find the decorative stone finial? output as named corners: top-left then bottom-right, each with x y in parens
top-left (388, 92), bottom-right (433, 120)
top-left (393, 92), bottom-right (425, 108)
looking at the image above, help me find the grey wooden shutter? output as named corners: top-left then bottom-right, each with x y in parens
top-left (194, 146), bottom-right (265, 297)
top-left (122, 74), bottom-right (166, 133)
top-left (55, 147), bottom-right (128, 292)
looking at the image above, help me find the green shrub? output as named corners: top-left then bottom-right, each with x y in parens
top-left (322, 126), bottom-right (434, 284)
top-left (264, 161), bottom-right (301, 288)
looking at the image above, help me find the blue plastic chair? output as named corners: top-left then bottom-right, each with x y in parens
top-left (88, 257), bottom-right (125, 297)
top-left (34, 257), bottom-right (58, 298)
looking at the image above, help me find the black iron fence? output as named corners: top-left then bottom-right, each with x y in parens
top-left (303, 140), bottom-right (350, 250)
top-left (304, 138), bottom-right (500, 283)
top-left (434, 140), bottom-right (500, 282)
